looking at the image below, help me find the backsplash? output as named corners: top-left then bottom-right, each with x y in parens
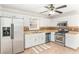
top-left (68, 26), bottom-right (79, 32)
top-left (40, 27), bottom-right (58, 30)
top-left (24, 26), bottom-right (29, 31)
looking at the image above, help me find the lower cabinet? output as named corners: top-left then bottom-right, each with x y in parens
top-left (51, 32), bottom-right (55, 41)
top-left (65, 34), bottom-right (79, 49)
top-left (25, 35), bottom-right (33, 48)
top-left (25, 33), bottom-right (46, 48)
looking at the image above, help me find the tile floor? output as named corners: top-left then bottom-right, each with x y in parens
top-left (21, 42), bottom-right (79, 54)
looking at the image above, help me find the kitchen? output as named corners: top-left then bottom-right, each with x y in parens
top-left (0, 4), bottom-right (79, 54)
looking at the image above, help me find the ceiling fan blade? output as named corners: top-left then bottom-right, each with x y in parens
top-left (56, 5), bottom-right (67, 9)
top-left (55, 10), bottom-right (63, 14)
top-left (45, 6), bottom-right (49, 8)
top-left (40, 10), bottom-right (48, 13)
top-left (45, 6), bottom-right (50, 9)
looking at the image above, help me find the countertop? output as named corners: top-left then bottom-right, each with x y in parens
top-left (66, 31), bottom-right (79, 35)
top-left (24, 30), bottom-right (79, 35)
top-left (24, 30), bottom-right (57, 34)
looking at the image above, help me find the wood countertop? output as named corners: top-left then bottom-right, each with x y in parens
top-left (24, 30), bottom-right (79, 35)
top-left (66, 31), bottom-right (79, 35)
top-left (24, 26), bottom-right (79, 34)
top-left (24, 30), bottom-right (57, 34)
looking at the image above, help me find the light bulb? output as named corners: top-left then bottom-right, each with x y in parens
top-left (49, 11), bottom-right (55, 15)
top-left (49, 11), bottom-right (52, 14)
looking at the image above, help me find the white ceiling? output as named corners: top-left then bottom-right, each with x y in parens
top-left (1, 4), bottom-right (79, 17)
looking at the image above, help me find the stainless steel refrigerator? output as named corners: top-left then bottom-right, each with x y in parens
top-left (0, 16), bottom-right (24, 54)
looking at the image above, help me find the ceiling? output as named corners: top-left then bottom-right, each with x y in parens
top-left (1, 4), bottom-right (79, 17)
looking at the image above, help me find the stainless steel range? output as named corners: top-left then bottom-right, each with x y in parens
top-left (55, 32), bottom-right (65, 46)
top-left (55, 21), bottom-right (69, 46)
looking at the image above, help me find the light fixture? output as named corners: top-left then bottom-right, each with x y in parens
top-left (49, 11), bottom-right (53, 14)
top-left (49, 10), bottom-right (55, 15)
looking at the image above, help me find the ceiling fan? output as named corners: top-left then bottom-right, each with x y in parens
top-left (40, 4), bottom-right (67, 16)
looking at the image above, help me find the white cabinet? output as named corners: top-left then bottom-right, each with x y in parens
top-left (65, 33), bottom-right (79, 49)
top-left (25, 35), bottom-right (33, 48)
top-left (51, 32), bottom-right (55, 41)
top-left (25, 33), bottom-right (46, 48)
top-left (29, 18), bottom-right (39, 30)
top-left (38, 33), bottom-right (46, 44)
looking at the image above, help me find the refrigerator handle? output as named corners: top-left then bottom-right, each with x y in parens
top-left (11, 24), bottom-right (14, 39)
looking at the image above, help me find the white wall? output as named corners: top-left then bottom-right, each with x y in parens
top-left (0, 6), bottom-right (2, 16)
top-left (1, 11), bottom-right (52, 27)
top-left (1, 10), bottom-right (79, 27)
top-left (23, 15), bottom-right (52, 27)
top-left (0, 5), bottom-right (79, 27)
top-left (49, 15), bottom-right (79, 26)
top-left (47, 4), bottom-right (79, 26)
top-left (37, 17), bottom-right (52, 27)
top-left (0, 6), bottom-right (52, 27)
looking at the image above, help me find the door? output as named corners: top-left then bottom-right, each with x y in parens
top-left (12, 18), bottom-right (24, 53)
top-left (1, 17), bottom-right (12, 54)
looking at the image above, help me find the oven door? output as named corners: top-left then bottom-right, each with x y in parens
top-left (55, 33), bottom-right (65, 44)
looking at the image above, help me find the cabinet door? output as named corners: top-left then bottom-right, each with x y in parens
top-left (31, 35), bottom-right (36, 46)
top-left (25, 35), bottom-right (32, 48)
top-left (37, 33), bottom-right (42, 44)
top-left (34, 34), bottom-right (40, 45)
top-left (65, 34), bottom-right (78, 49)
top-left (34, 33), bottom-right (46, 46)
top-left (37, 33), bottom-right (45, 44)
top-left (41, 33), bottom-right (46, 43)
top-left (65, 36), bottom-right (73, 48)
top-left (51, 32), bottom-right (55, 41)
top-left (25, 33), bottom-right (46, 48)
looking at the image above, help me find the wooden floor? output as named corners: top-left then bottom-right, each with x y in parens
top-left (21, 42), bottom-right (79, 54)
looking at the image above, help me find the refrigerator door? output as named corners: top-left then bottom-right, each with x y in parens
top-left (1, 17), bottom-right (12, 54)
top-left (12, 18), bottom-right (24, 53)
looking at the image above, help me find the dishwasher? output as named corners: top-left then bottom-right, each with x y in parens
top-left (45, 33), bottom-right (51, 43)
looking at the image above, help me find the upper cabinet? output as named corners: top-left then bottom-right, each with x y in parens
top-left (29, 17), bottom-right (39, 30)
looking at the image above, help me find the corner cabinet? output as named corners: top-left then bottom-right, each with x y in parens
top-left (65, 33), bottom-right (79, 49)
top-left (25, 33), bottom-right (46, 48)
